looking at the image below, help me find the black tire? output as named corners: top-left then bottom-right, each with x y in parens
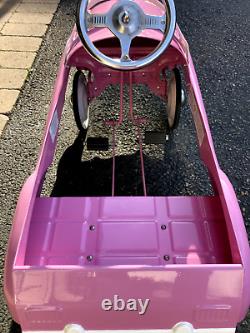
top-left (166, 67), bottom-right (182, 130)
top-left (72, 70), bottom-right (89, 132)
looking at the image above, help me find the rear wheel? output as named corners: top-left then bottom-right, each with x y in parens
top-left (72, 71), bottom-right (89, 132)
top-left (166, 68), bottom-right (183, 131)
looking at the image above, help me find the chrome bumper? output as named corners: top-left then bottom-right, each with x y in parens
top-left (24, 322), bottom-right (236, 333)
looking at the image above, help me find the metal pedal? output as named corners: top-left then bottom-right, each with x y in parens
top-left (144, 131), bottom-right (168, 144)
top-left (87, 137), bottom-right (109, 151)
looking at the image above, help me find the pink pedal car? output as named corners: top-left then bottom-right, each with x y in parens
top-left (4, 0), bottom-right (250, 332)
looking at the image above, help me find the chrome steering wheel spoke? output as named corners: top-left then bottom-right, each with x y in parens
top-left (141, 14), bottom-right (166, 33)
top-left (119, 35), bottom-right (133, 62)
top-left (86, 13), bottom-right (109, 29)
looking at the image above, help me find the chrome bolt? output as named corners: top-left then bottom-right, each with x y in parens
top-left (123, 55), bottom-right (129, 61)
top-left (161, 224), bottom-right (167, 230)
top-left (89, 225), bottom-right (95, 231)
top-left (87, 255), bottom-right (93, 262)
top-left (122, 11), bottom-right (130, 24)
top-left (164, 255), bottom-right (170, 261)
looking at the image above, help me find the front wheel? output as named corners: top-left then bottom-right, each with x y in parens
top-left (166, 68), bottom-right (183, 131)
top-left (72, 71), bottom-right (89, 132)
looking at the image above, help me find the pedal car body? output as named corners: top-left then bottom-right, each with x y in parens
top-left (4, 0), bottom-right (250, 332)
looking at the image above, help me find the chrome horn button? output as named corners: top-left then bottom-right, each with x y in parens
top-left (111, 1), bottom-right (144, 37)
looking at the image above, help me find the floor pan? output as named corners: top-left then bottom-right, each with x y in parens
top-left (24, 196), bottom-right (231, 266)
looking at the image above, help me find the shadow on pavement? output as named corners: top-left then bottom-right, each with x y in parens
top-left (51, 131), bottom-right (186, 197)
top-left (9, 321), bottom-right (21, 333)
top-left (0, 0), bottom-right (20, 19)
top-left (51, 131), bottom-right (143, 196)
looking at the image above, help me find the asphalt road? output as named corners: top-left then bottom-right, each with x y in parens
top-left (0, 0), bottom-right (249, 332)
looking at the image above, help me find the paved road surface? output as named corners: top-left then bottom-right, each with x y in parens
top-left (0, 0), bottom-right (249, 332)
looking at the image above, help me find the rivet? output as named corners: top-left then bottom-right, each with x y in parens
top-left (94, 87), bottom-right (97, 91)
top-left (161, 224), bottom-right (167, 230)
top-left (87, 255), bottom-right (93, 262)
top-left (89, 225), bottom-right (95, 231)
top-left (164, 255), bottom-right (170, 261)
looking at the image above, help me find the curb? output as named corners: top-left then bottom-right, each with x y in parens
top-left (0, 0), bottom-right (60, 137)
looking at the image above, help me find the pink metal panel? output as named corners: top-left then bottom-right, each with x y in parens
top-left (14, 265), bottom-right (243, 331)
top-left (24, 196), bottom-right (231, 266)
